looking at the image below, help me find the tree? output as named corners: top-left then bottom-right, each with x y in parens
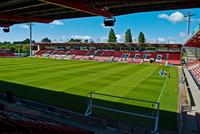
top-left (138, 32), bottom-right (145, 43)
top-left (84, 39), bottom-right (89, 43)
top-left (13, 39), bottom-right (35, 44)
top-left (31, 40), bottom-right (36, 44)
top-left (2, 41), bottom-right (11, 45)
top-left (41, 37), bottom-right (51, 43)
top-left (10, 47), bottom-right (15, 53)
top-left (108, 28), bottom-right (117, 43)
top-left (22, 38), bottom-right (30, 44)
top-left (22, 44), bottom-right (29, 53)
top-left (125, 29), bottom-right (132, 43)
top-left (68, 38), bottom-right (82, 43)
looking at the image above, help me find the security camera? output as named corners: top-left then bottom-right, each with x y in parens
top-left (3, 27), bottom-right (9, 33)
top-left (104, 17), bottom-right (116, 27)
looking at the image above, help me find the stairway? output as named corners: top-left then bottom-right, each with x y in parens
top-left (165, 53), bottom-right (169, 65)
top-left (185, 47), bottom-right (198, 63)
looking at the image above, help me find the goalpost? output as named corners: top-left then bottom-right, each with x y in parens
top-left (85, 92), bottom-right (160, 134)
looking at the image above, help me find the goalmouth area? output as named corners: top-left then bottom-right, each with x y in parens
top-left (0, 58), bottom-right (178, 131)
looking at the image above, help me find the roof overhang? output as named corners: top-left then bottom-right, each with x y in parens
top-left (0, 0), bottom-right (200, 27)
top-left (184, 26), bottom-right (200, 48)
top-left (34, 42), bottom-right (182, 48)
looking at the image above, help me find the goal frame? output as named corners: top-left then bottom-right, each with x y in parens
top-left (85, 92), bottom-right (160, 134)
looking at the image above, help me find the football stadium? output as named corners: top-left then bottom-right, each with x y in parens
top-left (0, 0), bottom-right (200, 134)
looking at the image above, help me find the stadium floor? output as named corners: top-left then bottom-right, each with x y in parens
top-left (0, 58), bottom-right (178, 129)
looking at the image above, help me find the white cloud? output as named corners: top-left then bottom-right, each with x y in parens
top-left (70, 35), bottom-right (92, 40)
top-left (157, 38), bottom-right (165, 42)
top-left (147, 39), bottom-right (156, 43)
top-left (62, 36), bottom-right (66, 39)
top-left (97, 36), bottom-right (108, 43)
top-left (179, 32), bottom-right (186, 38)
top-left (116, 34), bottom-right (124, 43)
top-left (50, 20), bottom-right (64, 25)
top-left (132, 37), bottom-right (136, 43)
top-left (20, 25), bottom-right (29, 29)
top-left (169, 41), bottom-right (176, 44)
top-left (158, 12), bottom-right (184, 23)
top-left (100, 23), bottom-right (113, 29)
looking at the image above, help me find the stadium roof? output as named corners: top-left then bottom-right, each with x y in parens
top-left (35, 42), bottom-right (182, 48)
top-left (185, 25), bottom-right (200, 48)
top-left (0, 0), bottom-right (200, 27)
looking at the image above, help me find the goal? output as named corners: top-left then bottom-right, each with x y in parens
top-left (85, 92), bottom-right (160, 133)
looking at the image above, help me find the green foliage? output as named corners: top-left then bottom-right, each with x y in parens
top-left (138, 32), bottom-right (145, 43)
top-left (84, 39), bottom-right (89, 43)
top-left (41, 37), bottom-right (51, 43)
top-left (68, 38), bottom-right (82, 43)
top-left (0, 41), bottom-right (11, 45)
top-left (0, 44), bottom-right (29, 53)
top-left (22, 44), bottom-right (30, 53)
top-left (125, 29), bottom-right (132, 43)
top-left (108, 28), bottom-right (117, 43)
top-left (13, 38), bottom-right (35, 44)
top-left (21, 39), bottom-right (30, 44)
top-left (0, 38), bottom-right (34, 54)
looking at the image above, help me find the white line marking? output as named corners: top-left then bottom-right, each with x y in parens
top-left (157, 67), bottom-right (172, 102)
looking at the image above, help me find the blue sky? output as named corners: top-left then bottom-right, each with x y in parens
top-left (0, 8), bottom-right (200, 44)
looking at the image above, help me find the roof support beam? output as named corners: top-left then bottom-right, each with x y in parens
top-left (39, 0), bottom-right (113, 18)
top-left (0, 13), bottom-right (53, 23)
top-left (0, 24), bottom-right (13, 27)
top-left (0, 3), bottom-right (49, 13)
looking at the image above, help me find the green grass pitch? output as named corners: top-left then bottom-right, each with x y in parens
top-left (0, 58), bottom-right (178, 129)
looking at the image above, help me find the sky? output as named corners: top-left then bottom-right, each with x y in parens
top-left (0, 8), bottom-right (200, 44)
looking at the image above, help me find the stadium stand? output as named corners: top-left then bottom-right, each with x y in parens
top-left (74, 50), bottom-right (89, 60)
top-left (185, 47), bottom-right (199, 63)
top-left (196, 112), bottom-right (200, 131)
top-left (34, 48), bottom-right (181, 65)
top-left (0, 53), bottom-right (16, 57)
top-left (168, 52), bottom-right (181, 65)
top-left (187, 60), bottom-right (200, 85)
top-left (155, 52), bottom-right (168, 64)
top-left (0, 112), bottom-right (94, 134)
top-left (32, 43), bottom-right (182, 65)
top-left (133, 52), bottom-right (143, 63)
top-left (143, 52), bottom-right (156, 62)
top-left (113, 51), bottom-right (123, 61)
top-left (0, 48), bottom-right (16, 57)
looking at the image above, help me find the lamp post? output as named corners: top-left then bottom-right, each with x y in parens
top-left (184, 12), bottom-right (195, 36)
top-left (27, 23), bottom-right (33, 57)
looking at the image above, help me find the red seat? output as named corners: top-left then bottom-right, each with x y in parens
top-left (0, 113), bottom-right (94, 134)
top-left (188, 61), bottom-right (200, 85)
top-left (0, 53), bottom-right (16, 57)
top-left (113, 51), bottom-right (123, 57)
top-left (168, 52), bottom-right (180, 65)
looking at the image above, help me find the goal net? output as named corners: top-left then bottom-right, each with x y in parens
top-left (85, 92), bottom-right (159, 133)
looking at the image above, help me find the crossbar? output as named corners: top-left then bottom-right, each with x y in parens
top-left (90, 92), bottom-right (159, 106)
